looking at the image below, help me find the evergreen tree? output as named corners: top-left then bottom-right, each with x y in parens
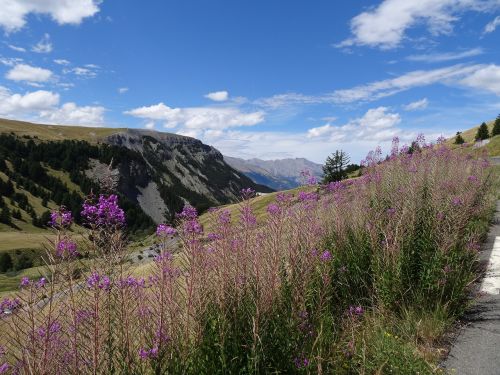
top-left (0, 253), bottom-right (12, 272)
top-left (454, 131), bottom-right (465, 145)
top-left (322, 150), bottom-right (351, 183)
top-left (12, 209), bottom-right (22, 220)
top-left (492, 115), bottom-right (500, 137)
top-left (0, 207), bottom-right (11, 225)
top-left (475, 122), bottom-right (490, 141)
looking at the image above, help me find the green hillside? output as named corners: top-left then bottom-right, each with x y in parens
top-left (0, 118), bottom-right (124, 142)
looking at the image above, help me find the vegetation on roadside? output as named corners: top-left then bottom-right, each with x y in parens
top-left (0, 135), bottom-right (495, 374)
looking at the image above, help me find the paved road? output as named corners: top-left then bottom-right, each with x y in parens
top-left (443, 201), bottom-right (500, 374)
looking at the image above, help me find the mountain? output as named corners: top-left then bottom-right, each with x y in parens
top-left (0, 118), bottom-right (273, 234)
top-left (224, 156), bottom-right (323, 190)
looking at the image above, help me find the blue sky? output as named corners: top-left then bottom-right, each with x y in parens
top-left (0, 0), bottom-right (499, 163)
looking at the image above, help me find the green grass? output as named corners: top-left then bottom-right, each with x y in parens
top-left (198, 185), bottom-right (308, 231)
top-left (0, 118), bottom-right (125, 143)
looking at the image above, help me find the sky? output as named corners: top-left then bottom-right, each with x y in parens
top-left (0, 1), bottom-right (499, 163)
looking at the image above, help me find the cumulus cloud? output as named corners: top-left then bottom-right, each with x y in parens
top-left (0, 86), bottom-right (59, 114)
top-left (403, 98), bottom-right (429, 111)
top-left (6, 64), bottom-right (53, 82)
top-left (205, 90), bottom-right (229, 102)
top-left (125, 103), bottom-right (265, 130)
top-left (406, 48), bottom-right (483, 63)
top-left (0, 0), bottom-right (101, 32)
top-left (307, 107), bottom-right (402, 142)
top-left (460, 64), bottom-right (500, 95)
top-left (32, 33), bottom-right (53, 53)
top-left (39, 102), bottom-right (105, 126)
top-left (0, 86), bottom-right (105, 126)
top-left (337, 0), bottom-right (500, 49)
top-left (484, 15), bottom-right (500, 33)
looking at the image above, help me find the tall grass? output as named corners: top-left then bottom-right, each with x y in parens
top-left (0, 138), bottom-right (495, 374)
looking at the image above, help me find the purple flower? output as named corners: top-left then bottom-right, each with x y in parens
top-left (320, 250), bottom-right (332, 262)
top-left (0, 363), bottom-right (9, 373)
top-left (240, 188), bottom-right (255, 200)
top-left (294, 356), bottom-right (310, 369)
top-left (348, 305), bottom-right (364, 316)
top-left (36, 277), bottom-right (47, 288)
top-left (267, 203), bottom-right (280, 215)
top-left (156, 224), bottom-right (177, 237)
top-left (56, 239), bottom-right (78, 259)
top-left (207, 232), bottom-right (221, 241)
top-left (177, 205), bottom-right (198, 220)
top-left (1, 298), bottom-right (20, 312)
top-left (467, 175), bottom-right (479, 183)
top-left (437, 211), bottom-right (445, 220)
top-left (218, 209), bottom-right (231, 225)
top-left (81, 194), bottom-right (126, 227)
top-left (20, 277), bottom-right (30, 288)
top-left (87, 272), bottom-right (111, 290)
top-left (138, 348), bottom-right (149, 360)
top-left (49, 207), bottom-right (73, 228)
top-left (452, 197), bottom-right (463, 206)
top-left (241, 206), bottom-right (257, 226)
top-left (386, 208), bottom-right (396, 215)
top-left (138, 346), bottom-right (159, 360)
top-left (183, 219), bottom-right (203, 234)
top-left (298, 191), bottom-right (318, 202)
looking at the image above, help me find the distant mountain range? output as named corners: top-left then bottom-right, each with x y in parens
top-left (224, 156), bottom-right (323, 190)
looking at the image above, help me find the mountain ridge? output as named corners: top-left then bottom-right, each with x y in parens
top-left (224, 155), bottom-right (323, 190)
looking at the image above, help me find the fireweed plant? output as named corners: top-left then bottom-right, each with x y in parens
top-left (0, 137), bottom-right (495, 374)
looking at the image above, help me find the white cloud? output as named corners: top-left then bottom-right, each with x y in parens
top-left (255, 64), bottom-right (500, 108)
top-left (64, 66), bottom-right (97, 78)
top-left (337, 0), bottom-right (500, 49)
top-left (144, 121), bottom-right (155, 129)
top-left (32, 33), bottom-right (52, 53)
top-left (0, 86), bottom-right (59, 114)
top-left (118, 87), bottom-right (129, 94)
top-left (403, 98), bottom-right (429, 111)
top-left (125, 103), bottom-right (265, 130)
top-left (6, 63), bottom-right (53, 82)
top-left (7, 44), bottom-right (26, 52)
top-left (484, 16), bottom-right (500, 33)
top-left (0, 0), bottom-right (101, 32)
top-left (0, 86), bottom-right (104, 126)
top-left (330, 64), bottom-right (483, 103)
top-left (307, 124), bottom-right (335, 138)
top-left (460, 64), bottom-right (500, 95)
top-left (254, 93), bottom-right (321, 109)
top-left (406, 48), bottom-right (483, 63)
top-left (54, 59), bottom-right (70, 65)
top-left (39, 102), bottom-right (105, 126)
top-left (307, 107), bottom-right (402, 142)
top-left (0, 57), bottom-right (23, 66)
top-left (205, 90), bottom-right (229, 102)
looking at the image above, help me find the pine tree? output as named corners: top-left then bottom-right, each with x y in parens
top-left (475, 122), bottom-right (490, 141)
top-left (0, 253), bottom-right (13, 272)
top-left (454, 131), bottom-right (465, 145)
top-left (492, 115), bottom-right (500, 137)
top-left (0, 207), bottom-right (11, 225)
top-left (322, 150), bottom-right (351, 183)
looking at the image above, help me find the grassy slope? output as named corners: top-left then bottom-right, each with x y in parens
top-left (447, 120), bottom-right (500, 156)
top-left (0, 118), bottom-right (124, 142)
